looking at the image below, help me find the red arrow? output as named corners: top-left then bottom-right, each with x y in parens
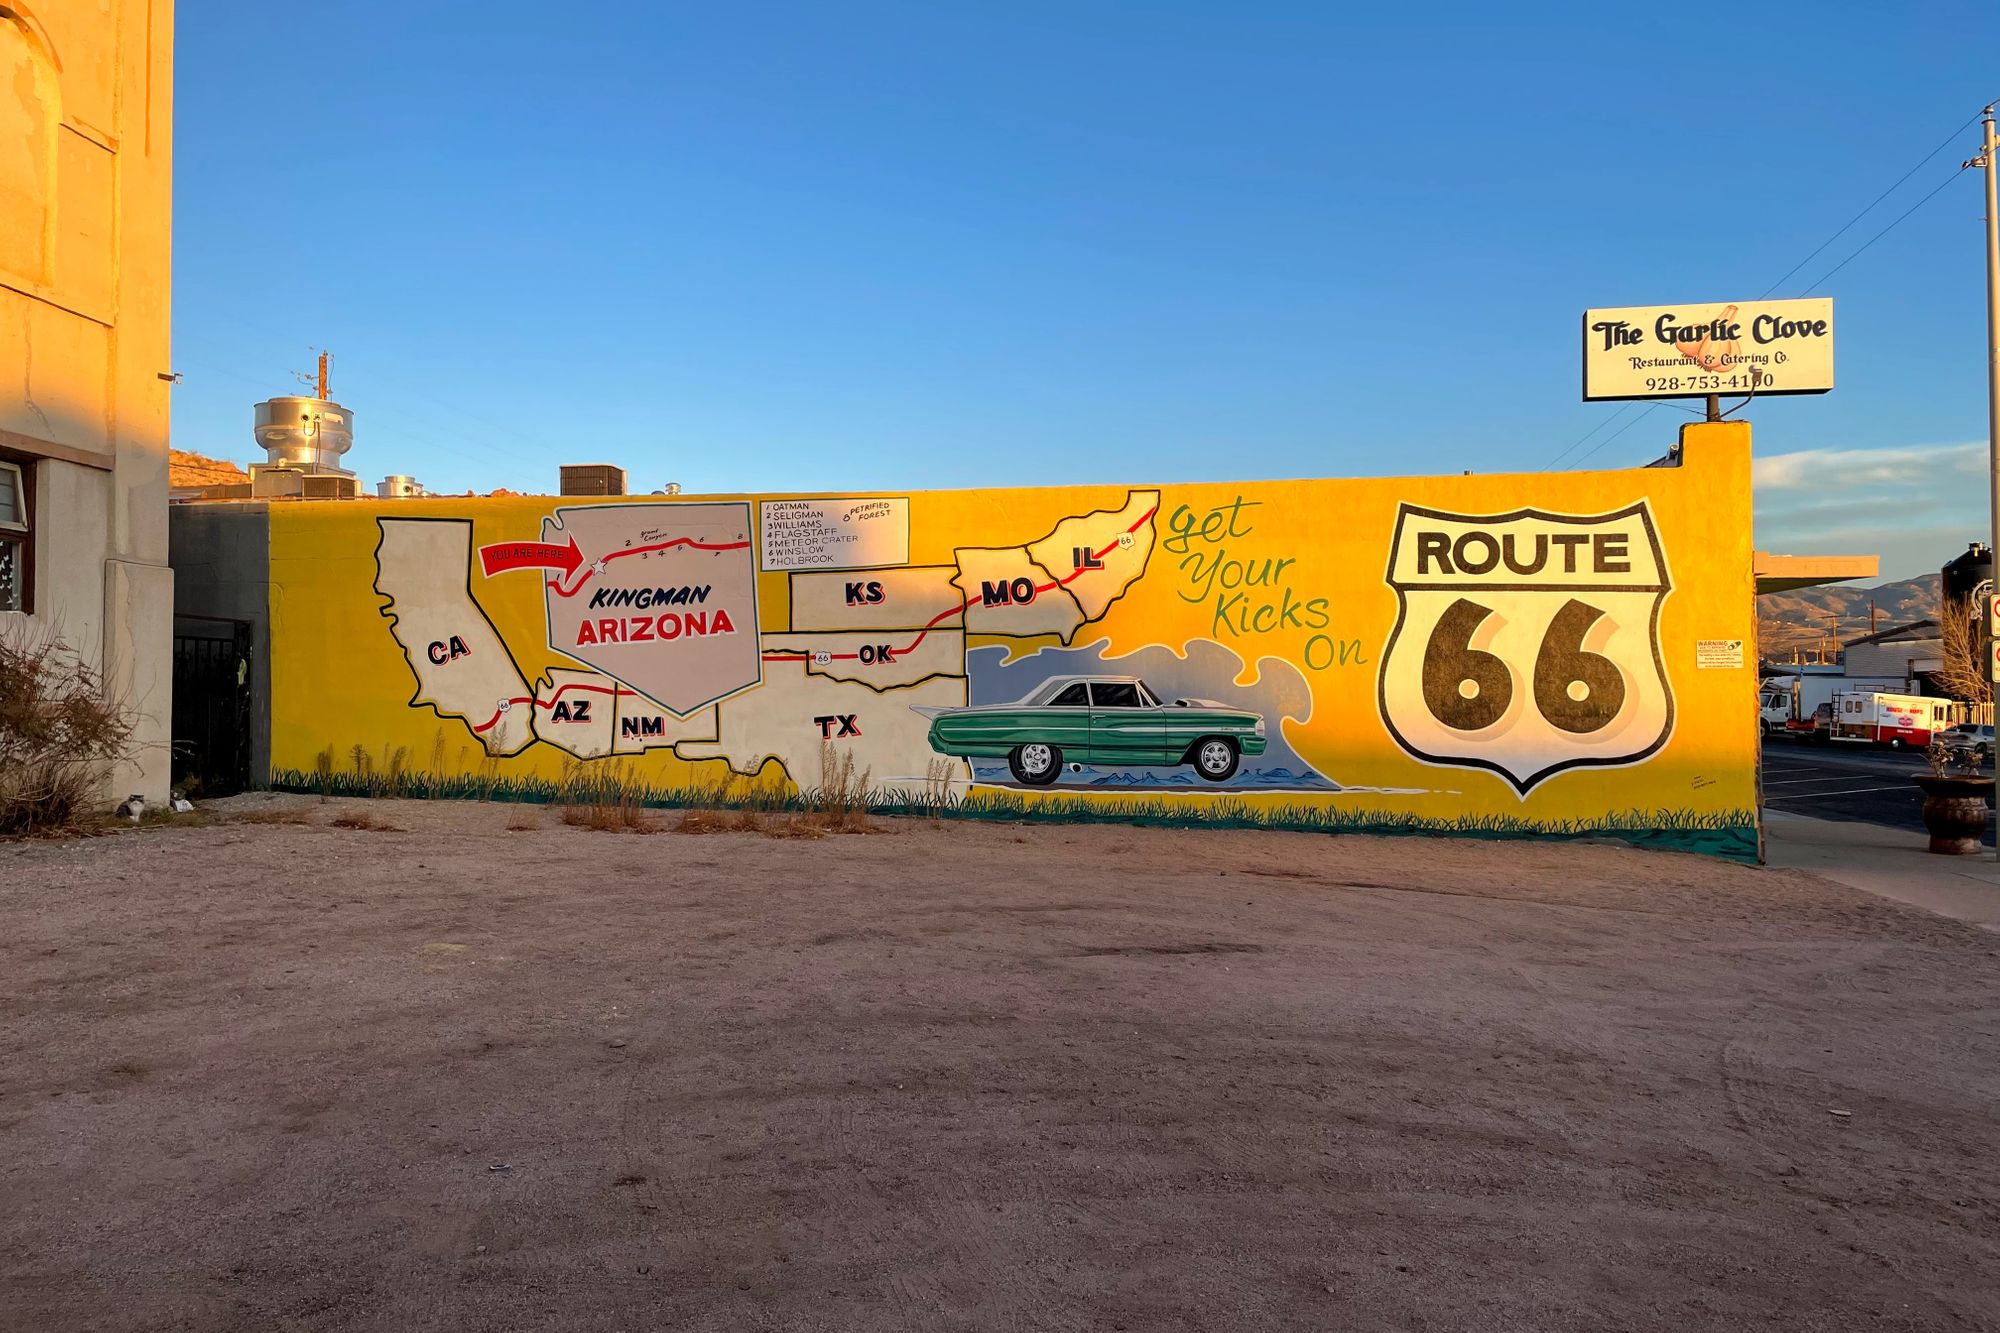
top-left (479, 536), bottom-right (582, 578)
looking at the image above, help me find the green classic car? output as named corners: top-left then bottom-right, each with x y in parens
top-left (921, 675), bottom-right (1267, 786)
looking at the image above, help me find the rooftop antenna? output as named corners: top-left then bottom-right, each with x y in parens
top-left (291, 349), bottom-right (333, 401)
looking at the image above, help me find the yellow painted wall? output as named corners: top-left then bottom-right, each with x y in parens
top-left (262, 422), bottom-right (1758, 856)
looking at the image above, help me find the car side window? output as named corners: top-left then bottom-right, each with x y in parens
top-left (1048, 683), bottom-right (1089, 707)
top-left (1091, 682), bottom-right (1141, 708)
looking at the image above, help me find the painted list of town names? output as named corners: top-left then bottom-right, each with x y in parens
top-left (759, 497), bottom-right (911, 571)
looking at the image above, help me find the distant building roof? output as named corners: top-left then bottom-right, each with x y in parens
top-left (168, 450), bottom-right (251, 488)
top-left (1843, 619), bottom-right (1938, 649)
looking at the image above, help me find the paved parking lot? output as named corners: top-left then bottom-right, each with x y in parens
top-left (1761, 738), bottom-right (1995, 847)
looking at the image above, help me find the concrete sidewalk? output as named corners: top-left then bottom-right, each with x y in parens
top-left (1765, 810), bottom-right (1999, 930)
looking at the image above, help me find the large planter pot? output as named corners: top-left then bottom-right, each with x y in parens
top-left (1913, 775), bottom-right (1997, 856)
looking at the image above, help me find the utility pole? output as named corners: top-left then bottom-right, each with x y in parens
top-left (1981, 107), bottom-right (1999, 672)
top-left (1978, 107), bottom-right (1998, 859)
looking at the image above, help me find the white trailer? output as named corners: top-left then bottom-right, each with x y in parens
top-left (1758, 674), bottom-right (1902, 738)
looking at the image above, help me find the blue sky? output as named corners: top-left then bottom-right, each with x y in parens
top-left (173, 2), bottom-right (1999, 581)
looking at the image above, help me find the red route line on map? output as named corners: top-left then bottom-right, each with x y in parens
top-left (759, 505), bottom-right (1157, 663)
top-left (544, 537), bottom-right (752, 600)
top-left (474, 505), bottom-right (1158, 729)
top-left (471, 681), bottom-right (635, 735)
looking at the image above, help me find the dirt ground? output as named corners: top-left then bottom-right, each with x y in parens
top-left (2, 797), bottom-right (1997, 1333)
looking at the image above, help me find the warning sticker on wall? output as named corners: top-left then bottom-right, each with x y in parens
top-left (1695, 639), bottom-right (1745, 670)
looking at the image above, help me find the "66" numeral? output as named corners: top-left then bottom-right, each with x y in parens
top-left (1421, 597), bottom-right (1627, 735)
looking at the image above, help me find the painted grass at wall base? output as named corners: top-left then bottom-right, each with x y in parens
top-left (269, 762), bottom-right (1758, 863)
top-left (255, 422), bottom-right (1761, 857)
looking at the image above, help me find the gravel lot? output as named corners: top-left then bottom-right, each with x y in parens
top-left (3, 795), bottom-right (1997, 1332)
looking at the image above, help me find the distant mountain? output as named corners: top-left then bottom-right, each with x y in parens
top-left (1757, 574), bottom-right (1940, 661)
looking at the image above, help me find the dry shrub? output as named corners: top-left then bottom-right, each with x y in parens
top-left (232, 810), bottom-right (314, 826)
top-left (505, 816), bottom-right (539, 832)
top-left (556, 761), bottom-right (661, 832)
top-left (804, 743), bottom-right (876, 833)
top-left (329, 812), bottom-right (403, 832)
top-left (676, 807), bottom-right (762, 834)
top-left (677, 809), bottom-right (727, 834)
top-left (560, 802), bottom-right (662, 833)
top-left (1934, 595), bottom-right (1995, 712)
top-left (0, 624), bottom-right (133, 836)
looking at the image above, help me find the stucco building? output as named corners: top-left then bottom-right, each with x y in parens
top-left (2, 1), bottom-right (174, 802)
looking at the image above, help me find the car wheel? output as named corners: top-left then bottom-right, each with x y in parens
top-left (1887, 737), bottom-right (1903, 750)
top-left (1759, 719), bottom-right (1771, 738)
top-left (1979, 745), bottom-right (1992, 764)
top-left (1191, 737), bottom-right (1240, 783)
top-left (1007, 742), bottom-right (1062, 787)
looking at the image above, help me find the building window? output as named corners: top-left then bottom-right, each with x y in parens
top-left (0, 459), bottom-right (29, 612)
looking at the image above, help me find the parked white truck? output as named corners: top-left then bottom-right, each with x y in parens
top-left (1758, 673), bottom-right (1902, 738)
top-left (1829, 691), bottom-right (1960, 748)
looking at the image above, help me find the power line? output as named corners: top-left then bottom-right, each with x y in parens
top-left (1799, 163), bottom-right (1971, 296)
top-left (1756, 109), bottom-right (1985, 299)
top-left (1568, 404), bottom-right (1661, 470)
top-left (1546, 403), bottom-right (1638, 468)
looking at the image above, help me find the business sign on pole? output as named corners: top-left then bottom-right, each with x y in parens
top-left (1582, 298), bottom-right (1833, 402)
top-left (1990, 594), bottom-right (1999, 684)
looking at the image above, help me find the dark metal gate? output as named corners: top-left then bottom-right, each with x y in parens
top-left (172, 621), bottom-right (253, 796)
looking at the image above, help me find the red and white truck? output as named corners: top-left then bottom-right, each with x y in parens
top-left (1828, 691), bottom-right (1959, 748)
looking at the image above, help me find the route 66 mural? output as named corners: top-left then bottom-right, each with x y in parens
top-left (1378, 502), bottom-right (1674, 794)
top-left (248, 422), bottom-right (1759, 858)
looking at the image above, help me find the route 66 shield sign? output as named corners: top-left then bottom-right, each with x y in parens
top-left (1378, 502), bottom-right (1675, 795)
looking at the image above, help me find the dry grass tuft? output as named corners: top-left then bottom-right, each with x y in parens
top-left (0, 623), bottom-right (134, 838)
top-left (802, 743), bottom-right (877, 833)
top-left (313, 746), bottom-right (337, 802)
top-left (554, 760), bottom-right (662, 833)
top-left (560, 803), bottom-right (663, 834)
top-left (676, 807), bottom-right (764, 834)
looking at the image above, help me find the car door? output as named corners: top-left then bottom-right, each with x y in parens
top-left (1087, 681), bottom-right (1166, 765)
top-left (1022, 680), bottom-right (1093, 755)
